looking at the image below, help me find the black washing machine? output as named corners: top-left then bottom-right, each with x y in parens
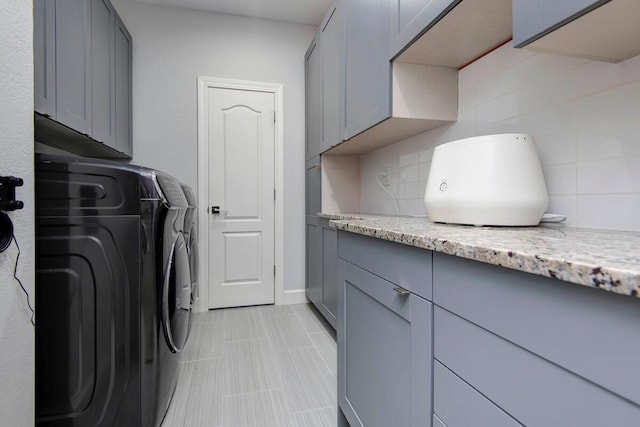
top-left (180, 183), bottom-right (198, 312)
top-left (35, 154), bottom-right (191, 427)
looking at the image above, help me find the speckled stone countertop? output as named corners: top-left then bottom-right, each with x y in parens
top-left (322, 213), bottom-right (640, 299)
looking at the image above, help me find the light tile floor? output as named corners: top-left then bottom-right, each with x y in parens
top-left (162, 303), bottom-right (338, 427)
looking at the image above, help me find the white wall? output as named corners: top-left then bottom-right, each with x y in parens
top-left (0, 0), bottom-right (35, 424)
top-left (111, 2), bottom-right (315, 295)
top-left (361, 43), bottom-right (640, 232)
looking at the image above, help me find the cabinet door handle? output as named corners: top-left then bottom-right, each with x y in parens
top-left (393, 286), bottom-right (410, 296)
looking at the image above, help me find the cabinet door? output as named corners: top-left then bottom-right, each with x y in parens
top-left (513, 0), bottom-right (607, 46)
top-left (34, 0), bottom-right (56, 117)
top-left (389, 0), bottom-right (459, 58)
top-left (338, 260), bottom-right (432, 427)
top-left (306, 157), bottom-right (322, 306)
top-left (305, 36), bottom-right (323, 160)
top-left (115, 14), bottom-right (133, 157)
top-left (91, 0), bottom-right (116, 146)
top-left (56, 0), bottom-right (92, 135)
top-left (342, 0), bottom-right (391, 140)
top-left (320, 3), bottom-right (342, 152)
top-left (321, 219), bottom-right (337, 328)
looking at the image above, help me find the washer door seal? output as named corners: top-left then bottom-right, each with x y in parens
top-left (161, 233), bottom-right (191, 353)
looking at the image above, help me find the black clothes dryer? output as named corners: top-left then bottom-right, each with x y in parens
top-left (35, 154), bottom-right (191, 427)
top-left (180, 183), bottom-right (198, 311)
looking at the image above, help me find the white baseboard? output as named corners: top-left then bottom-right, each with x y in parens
top-left (281, 289), bottom-right (308, 305)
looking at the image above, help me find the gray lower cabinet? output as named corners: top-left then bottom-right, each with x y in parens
top-left (513, 0), bottom-right (608, 47)
top-left (307, 217), bottom-right (338, 328)
top-left (342, 0), bottom-right (390, 140)
top-left (33, 0), bottom-right (133, 158)
top-left (337, 231), bottom-right (433, 427)
top-left (336, 232), bottom-right (640, 426)
top-left (320, 218), bottom-right (338, 324)
top-left (433, 360), bottom-right (521, 427)
top-left (306, 216), bottom-right (323, 310)
top-left (389, 0), bottom-right (459, 58)
top-left (433, 252), bottom-right (640, 426)
top-left (305, 157), bottom-right (337, 328)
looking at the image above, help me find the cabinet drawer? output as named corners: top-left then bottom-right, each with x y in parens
top-left (433, 252), bottom-right (640, 406)
top-left (434, 307), bottom-right (640, 426)
top-left (338, 261), bottom-right (432, 427)
top-left (434, 360), bottom-right (521, 427)
top-left (338, 231), bottom-right (432, 300)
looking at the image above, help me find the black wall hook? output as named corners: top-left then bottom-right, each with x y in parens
top-left (0, 176), bottom-right (24, 211)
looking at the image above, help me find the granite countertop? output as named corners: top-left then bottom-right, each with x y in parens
top-left (322, 213), bottom-right (640, 299)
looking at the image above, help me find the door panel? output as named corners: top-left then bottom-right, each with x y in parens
top-left (56, 0), bottom-right (92, 134)
top-left (208, 87), bottom-right (275, 308)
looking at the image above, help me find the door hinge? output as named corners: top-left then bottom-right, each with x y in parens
top-left (273, 111), bottom-right (276, 124)
top-left (274, 188), bottom-right (276, 201)
top-left (273, 265), bottom-right (276, 277)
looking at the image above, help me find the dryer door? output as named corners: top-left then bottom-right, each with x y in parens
top-left (162, 233), bottom-right (191, 353)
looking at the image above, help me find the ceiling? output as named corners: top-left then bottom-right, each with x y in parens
top-left (128, 0), bottom-right (332, 25)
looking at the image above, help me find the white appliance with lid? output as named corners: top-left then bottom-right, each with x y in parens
top-left (424, 133), bottom-right (548, 226)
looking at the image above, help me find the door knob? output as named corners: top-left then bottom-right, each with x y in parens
top-left (211, 206), bottom-right (220, 214)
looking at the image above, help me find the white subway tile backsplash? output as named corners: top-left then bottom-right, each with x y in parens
top-left (419, 149), bottom-right (431, 163)
top-left (398, 152), bottom-right (421, 167)
top-left (460, 42), bottom-right (534, 88)
top-left (543, 164), bottom-right (577, 195)
top-left (576, 118), bottom-right (640, 161)
top-left (575, 81), bottom-right (640, 128)
top-left (399, 181), bottom-right (425, 199)
top-left (398, 199), bottom-right (426, 217)
top-left (476, 53), bottom-right (576, 105)
top-left (399, 164), bottom-right (420, 182)
top-left (575, 54), bottom-right (640, 98)
top-left (517, 104), bottom-right (575, 138)
top-left (419, 162), bottom-right (430, 181)
top-left (577, 195), bottom-right (640, 232)
top-left (516, 71), bottom-right (574, 115)
top-left (458, 82), bottom-right (475, 112)
top-left (360, 43), bottom-right (640, 231)
top-left (547, 195), bottom-right (577, 227)
top-left (476, 92), bottom-right (518, 125)
top-left (535, 133), bottom-right (575, 166)
top-left (577, 157), bottom-right (640, 194)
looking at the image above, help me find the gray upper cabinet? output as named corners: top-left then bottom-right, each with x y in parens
top-left (320, 4), bottom-right (342, 153)
top-left (115, 14), bottom-right (133, 157)
top-left (305, 36), bottom-right (322, 160)
top-left (34, 0), bottom-right (56, 118)
top-left (389, 0), bottom-right (459, 59)
top-left (342, 0), bottom-right (390, 141)
top-left (305, 2), bottom-right (343, 160)
top-left (91, 0), bottom-right (116, 146)
top-left (56, 0), bottom-right (92, 135)
top-left (513, 0), bottom-right (639, 63)
top-left (34, 0), bottom-right (133, 158)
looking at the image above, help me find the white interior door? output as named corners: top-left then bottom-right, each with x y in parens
top-left (208, 87), bottom-right (275, 309)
